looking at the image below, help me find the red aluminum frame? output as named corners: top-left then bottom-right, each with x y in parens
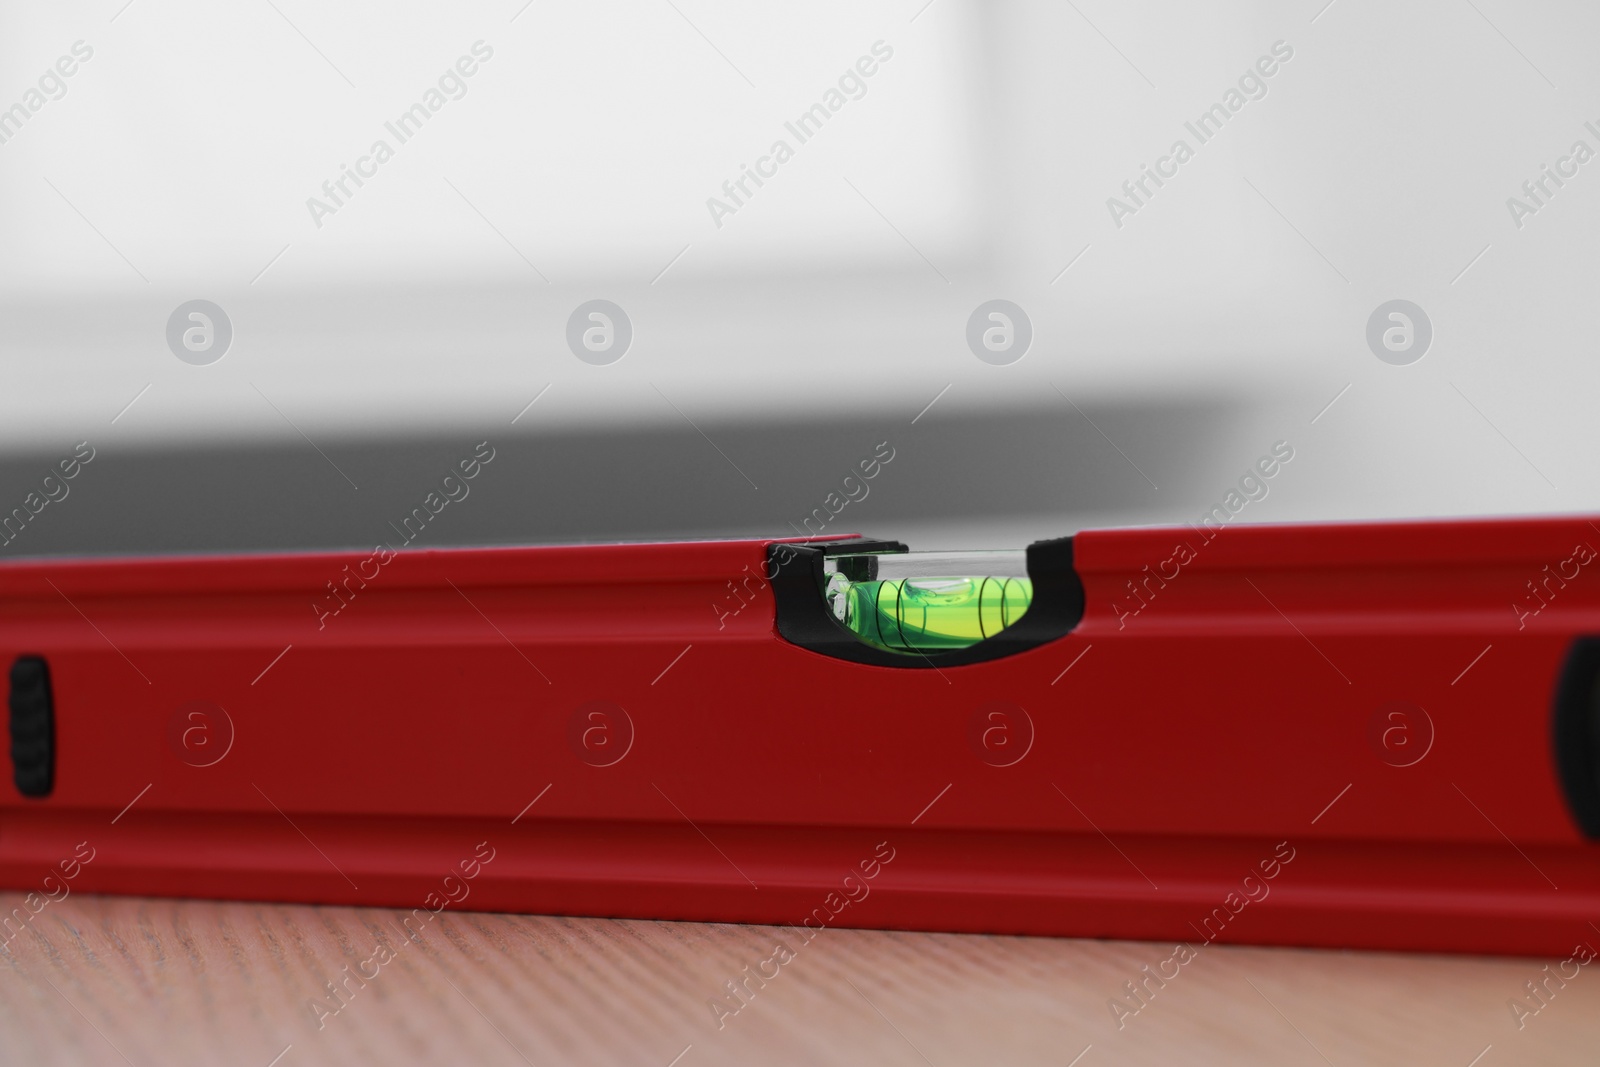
top-left (0, 514), bottom-right (1596, 956)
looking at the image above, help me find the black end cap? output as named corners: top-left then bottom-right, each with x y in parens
top-left (10, 657), bottom-right (54, 798)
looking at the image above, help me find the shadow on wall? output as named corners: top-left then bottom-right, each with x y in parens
top-left (0, 396), bottom-right (1256, 557)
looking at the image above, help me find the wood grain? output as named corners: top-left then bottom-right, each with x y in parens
top-left (0, 891), bottom-right (1593, 1066)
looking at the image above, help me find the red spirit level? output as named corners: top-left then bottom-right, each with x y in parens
top-left (2, 514), bottom-right (1598, 957)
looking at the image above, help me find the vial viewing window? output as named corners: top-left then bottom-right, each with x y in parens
top-left (821, 550), bottom-right (1032, 654)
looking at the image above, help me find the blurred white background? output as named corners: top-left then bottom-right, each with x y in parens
top-left (0, 0), bottom-right (1596, 551)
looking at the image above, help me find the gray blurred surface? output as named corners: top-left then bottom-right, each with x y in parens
top-left (0, 396), bottom-right (1260, 557)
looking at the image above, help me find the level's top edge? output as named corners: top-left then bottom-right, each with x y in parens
top-left (0, 515), bottom-right (1594, 598)
top-left (0, 533), bottom-right (866, 597)
top-left (1075, 513), bottom-right (1600, 572)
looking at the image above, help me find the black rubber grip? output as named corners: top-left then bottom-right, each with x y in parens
top-left (1553, 638), bottom-right (1600, 839)
top-left (9, 657), bottom-right (54, 798)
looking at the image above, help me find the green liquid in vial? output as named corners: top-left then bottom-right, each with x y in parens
top-left (827, 575), bottom-right (1033, 654)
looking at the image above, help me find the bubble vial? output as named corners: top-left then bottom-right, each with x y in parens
top-left (822, 551), bottom-right (1032, 654)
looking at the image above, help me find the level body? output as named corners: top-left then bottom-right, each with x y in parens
top-left (0, 515), bottom-right (1597, 957)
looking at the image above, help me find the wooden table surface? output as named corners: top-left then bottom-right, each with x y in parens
top-left (0, 892), bottom-right (1594, 1066)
